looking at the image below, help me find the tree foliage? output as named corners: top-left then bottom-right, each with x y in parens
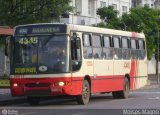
top-left (96, 6), bottom-right (121, 29)
top-left (0, 0), bottom-right (72, 27)
top-left (96, 5), bottom-right (160, 59)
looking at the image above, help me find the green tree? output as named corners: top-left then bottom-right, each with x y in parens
top-left (121, 6), bottom-right (160, 59)
top-left (96, 6), bottom-right (121, 29)
top-left (0, 0), bottom-right (72, 27)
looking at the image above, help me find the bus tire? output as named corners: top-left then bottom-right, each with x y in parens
top-left (76, 80), bottom-right (90, 105)
top-left (112, 78), bottom-right (129, 99)
top-left (27, 96), bottom-right (40, 106)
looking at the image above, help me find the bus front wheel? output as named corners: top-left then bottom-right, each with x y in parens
top-left (112, 78), bottom-right (129, 99)
top-left (76, 80), bottom-right (90, 105)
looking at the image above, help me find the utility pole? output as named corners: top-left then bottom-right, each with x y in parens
top-left (157, 30), bottom-right (160, 83)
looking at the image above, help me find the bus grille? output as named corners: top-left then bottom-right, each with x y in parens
top-left (25, 83), bottom-right (50, 87)
top-left (26, 90), bottom-right (51, 96)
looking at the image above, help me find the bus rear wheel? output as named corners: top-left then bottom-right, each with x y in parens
top-left (112, 78), bottom-right (129, 99)
top-left (27, 96), bottom-right (40, 106)
top-left (76, 80), bottom-right (90, 105)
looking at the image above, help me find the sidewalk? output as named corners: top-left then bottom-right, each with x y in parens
top-left (0, 74), bottom-right (159, 106)
top-left (145, 74), bottom-right (160, 89)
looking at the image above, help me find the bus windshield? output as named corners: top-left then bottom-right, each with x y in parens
top-left (11, 35), bottom-right (69, 74)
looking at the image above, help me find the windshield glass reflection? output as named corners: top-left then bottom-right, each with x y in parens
top-left (13, 35), bottom-right (69, 74)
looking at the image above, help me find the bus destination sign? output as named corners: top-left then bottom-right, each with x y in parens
top-left (15, 24), bottom-right (67, 35)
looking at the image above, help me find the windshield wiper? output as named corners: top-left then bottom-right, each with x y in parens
top-left (42, 33), bottom-right (55, 47)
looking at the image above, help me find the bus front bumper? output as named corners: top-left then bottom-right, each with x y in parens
top-left (10, 78), bottom-right (74, 97)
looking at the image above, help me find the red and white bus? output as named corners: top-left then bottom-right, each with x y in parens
top-left (8, 23), bottom-right (147, 105)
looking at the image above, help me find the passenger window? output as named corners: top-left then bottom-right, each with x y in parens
top-left (102, 36), bottom-right (113, 59)
top-left (131, 39), bottom-right (138, 59)
top-left (122, 37), bottom-right (130, 60)
top-left (122, 38), bottom-right (128, 48)
top-left (131, 39), bottom-right (137, 49)
top-left (138, 39), bottom-right (146, 60)
top-left (113, 37), bottom-right (121, 59)
top-left (92, 34), bottom-right (102, 59)
top-left (139, 39), bottom-right (144, 49)
top-left (104, 36), bottom-right (111, 47)
top-left (113, 37), bottom-right (120, 48)
top-left (83, 34), bottom-right (92, 59)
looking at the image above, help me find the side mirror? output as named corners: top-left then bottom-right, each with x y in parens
top-left (76, 38), bottom-right (80, 48)
top-left (71, 37), bottom-right (80, 49)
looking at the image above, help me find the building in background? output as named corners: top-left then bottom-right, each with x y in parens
top-left (154, 0), bottom-right (160, 9)
top-left (132, 0), bottom-right (160, 9)
top-left (61, 0), bottom-right (131, 25)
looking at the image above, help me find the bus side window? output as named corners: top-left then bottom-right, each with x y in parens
top-left (83, 33), bottom-right (92, 59)
top-left (92, 34), bottom-right (102, 59)
top-left (102, 35), bottom-right (113, 59)
top-left (113, 36), bottom-right (121, 60)
top-left (121, 37), bottom-right (130, 60)
top-left (131, 39), bottom-right (138, 59)
top-left (138, 39), bottom-right (146, 59)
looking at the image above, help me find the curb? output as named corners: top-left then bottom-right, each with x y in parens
top-left (142, 80), bottom-right (160, 89)
top-left (0, 98), bottom-right (27, 106)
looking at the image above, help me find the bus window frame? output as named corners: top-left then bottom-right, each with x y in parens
top-left (130, 38), bottom-right (137, 49)
top-left (138, 38), bottom-right (145, 50)
top-left (121, 37), bottom-right (129, 49)
top-left (137, 38), bottom-right (146, 60)
top-left (112, 36), bottom-right (122, 60)
top-left (102, 35), bottom-right (112, 48)
top-left (91, 33), bottom-right (102, 59)
top-left (112, 36), bottom-right (121, 48)
top-left (102, 35), bottom-right (113, 59)
top-left (82, 33), bottom-right (93, 59)
top-left (121, 36), bottom-right (131, 60)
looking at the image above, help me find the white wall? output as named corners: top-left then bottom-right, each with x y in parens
top-left (67, 0), bottom-right (131, 26)
top-left (81, 0), bottom-right (88, 16)
top-left (148, 58), bottom-right (156, 74)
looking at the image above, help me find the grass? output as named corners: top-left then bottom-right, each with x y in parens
top-left (0, 79), bottom-right (10, 87)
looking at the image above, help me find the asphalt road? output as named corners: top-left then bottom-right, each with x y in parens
top-left (0, 84), bottom-right (160, 115)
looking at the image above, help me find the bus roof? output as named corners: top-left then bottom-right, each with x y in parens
top-left (15, 23), bottom-right (145, 38)
top-left (67, 24), bottom-right (145, 39)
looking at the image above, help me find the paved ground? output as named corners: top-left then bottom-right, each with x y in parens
top-left (0, 89), bottom-right (26, 106)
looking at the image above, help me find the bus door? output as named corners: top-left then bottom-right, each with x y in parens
top-left (82, 33), bottom-right (94, 92)
top-left (70, 32), bottom-right (83, 94)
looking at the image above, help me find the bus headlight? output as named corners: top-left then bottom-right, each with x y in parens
top-left (59, 81), bottom-right (65, 86)
top-left (54, 81), bottom-right (69, 86)
top-left (13, 83), bottom-right (18, 87)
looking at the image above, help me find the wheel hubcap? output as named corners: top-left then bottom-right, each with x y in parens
top-left (83, 85), bottom-right (89, 99)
